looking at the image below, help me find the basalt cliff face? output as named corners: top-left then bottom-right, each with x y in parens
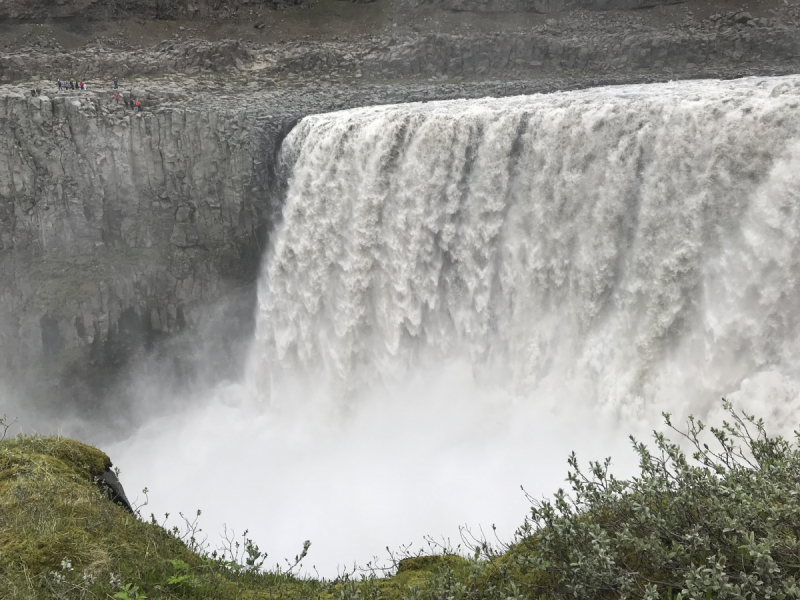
top-left (1, 0), bottom-right (799, 411)
top-left (0, 89), bottom-right (300, 409)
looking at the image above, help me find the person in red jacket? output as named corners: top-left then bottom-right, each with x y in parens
top-left (136, 99), bottom-right (141, 112)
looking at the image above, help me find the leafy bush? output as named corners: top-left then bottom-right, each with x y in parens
top-left (509, 401), bottom-right (800, 599)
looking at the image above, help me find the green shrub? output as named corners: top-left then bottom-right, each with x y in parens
top-left (508, 400), bottom-right (800, 599)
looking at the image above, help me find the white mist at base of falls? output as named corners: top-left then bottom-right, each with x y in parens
top-left (111, 76), bottom-right (800, 576)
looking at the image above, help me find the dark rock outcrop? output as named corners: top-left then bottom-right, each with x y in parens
top-left (97, 468), bottom-right (134, 513)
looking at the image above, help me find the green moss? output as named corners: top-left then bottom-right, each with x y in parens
top-left (395, 555), bottom-right (469, 576)
top-left (1, 435), bottom-right (111, 482)
top-left (0, 435), bottom-right (190, 598)
top-left (0, 436), bottom-right (114, 574)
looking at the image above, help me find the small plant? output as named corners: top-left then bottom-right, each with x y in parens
top-left (113, 582), bottom-right (147, 600)
top-left (218, 526), bottom-right (271, 573)
top-left (283, 539), bottom-right (311, 574)
top-left (165, 558), bottom-right (201, 589)
top-left (39, 556), bottom-right (96, 600)
top-left (132, 486), bottom-right (149, 517)
top-left (0, 414), bottom-right (17, 440)
top-left (165, 509), bottom-right (208, 554)
top-left (339, 577), bottom-right (363, 600)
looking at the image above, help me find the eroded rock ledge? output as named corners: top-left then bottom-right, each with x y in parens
top-left (3, 8), bottom-right (800, 83)
top-left (0, 0), bottom-right (682, 21)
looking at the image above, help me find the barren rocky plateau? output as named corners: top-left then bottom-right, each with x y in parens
top-left (1, 0), bottom-right (798, 424)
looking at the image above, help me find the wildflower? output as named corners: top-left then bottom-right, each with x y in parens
top-left (110, 573), bottom-right (121, 588)
top-left (61, 558), bottom-right (73, 572)
top-left (83, 570), bottom-right (96, 585)
top-left (50, 571), bottom-right (65, 584)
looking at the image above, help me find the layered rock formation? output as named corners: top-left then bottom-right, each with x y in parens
top-left (420, 0), bottom-right (681, 14)
top-left (0, 0), bottom-right (312, 21)
top-left (0, 90), bottom-right (284, 402)
top-left (0, 0), bottom-right (687, 20)
top-left (3, 7), bottom-right (799, 84)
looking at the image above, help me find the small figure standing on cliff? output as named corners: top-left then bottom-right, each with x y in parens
top-left (114, 76), bottom-right (118, 89)
top-left (57, 80), bottom-right (62, 91)
top-left (30, 89), bottom-right (36, 97)
top-left (115, 92), bottom-right (119, 104)
top-left (136, 99), bottom-right (142, 112)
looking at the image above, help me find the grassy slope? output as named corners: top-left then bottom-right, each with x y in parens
top-left (0, 435), bottom-right (486, 600)
top-left (7, 406), bottom-right (796, 600)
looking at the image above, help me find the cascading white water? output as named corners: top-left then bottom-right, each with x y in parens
top-left (113, 76), bottom-right (800, 576)
top-left (253, 75), bottom-right (800, 421)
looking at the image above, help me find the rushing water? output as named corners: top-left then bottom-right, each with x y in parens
top-left (113, 76), bottom-right (800, 575)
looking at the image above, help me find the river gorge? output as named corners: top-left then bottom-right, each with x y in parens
top-left (2, 0), bottom-right (800, 578)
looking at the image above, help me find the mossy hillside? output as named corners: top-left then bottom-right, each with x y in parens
top-left (0, 435), bottom-right (199, 599)
top-left (0, 434), bottom-right (484, 600)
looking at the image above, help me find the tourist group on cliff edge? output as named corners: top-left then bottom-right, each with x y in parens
top-left (48, 75), bottom-right (142, 112)
top-left (55, 80), bottom-right (88, 91)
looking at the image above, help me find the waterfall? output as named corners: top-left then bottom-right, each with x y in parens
top-left (253, 75), bottom-right (800, 421)
top-left (113, 76), bottom-right (800, 575)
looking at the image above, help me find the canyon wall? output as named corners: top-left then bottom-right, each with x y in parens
top-left (0, 91), bottom-right (285, 401)
top-left (418, 0), bottom-right (681, 14)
